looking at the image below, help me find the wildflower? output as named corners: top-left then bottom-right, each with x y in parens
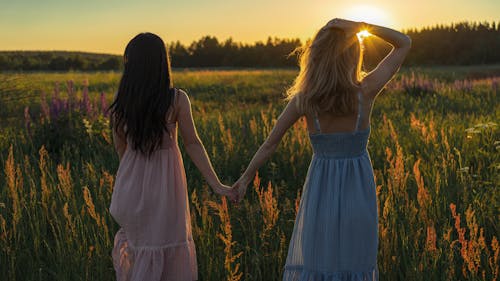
top-left (83, 118), bottom-right (93, 135)
top-left (426, 225), bottom-right (437, 251)
top-left (83, 186), bottom-right (101, 227)
top-left (208, 197), bottom-right (243, 281)
top-left (100, 92), bottom-right (108, 117)
top-left (81, 84), bottom-right (92, 117)
top-left (24, 106), bottom-right (31, 136)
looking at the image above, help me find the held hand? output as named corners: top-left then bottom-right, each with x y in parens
top-left (233, 177), bottom-right (251, 203)
top-left (213, 183), bottom-right (238, 202)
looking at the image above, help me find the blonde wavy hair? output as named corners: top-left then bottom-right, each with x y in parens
top-left (287, 27), bottom-right (364, 116)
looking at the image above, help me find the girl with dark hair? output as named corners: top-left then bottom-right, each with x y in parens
top-left (108, 32), bottom-right (235, 281)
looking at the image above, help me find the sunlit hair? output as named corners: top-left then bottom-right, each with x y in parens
top-left (286, 27), bottom-right (364, 116)
top-left (109, 32), bottom-right (174, 156)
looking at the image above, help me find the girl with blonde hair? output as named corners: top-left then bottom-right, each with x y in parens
top-left (234, 19), bottom-right (411, 280)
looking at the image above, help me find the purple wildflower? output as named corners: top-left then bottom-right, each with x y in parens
top-left (67, 80), bottom-right (75, 111)
top-left (53, 82), bottom-right (60, 100)
top-left (81, 84), bottom-right (92, 116)
top-left (100, 92), bottom-right (108, 117)
top-left (491, 78), bottom-right (497, 93)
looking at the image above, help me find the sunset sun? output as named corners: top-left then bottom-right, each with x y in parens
top-left (342, 4), bottom-right (391, 26)
top-left (357, 29), bottom-right (371, 40)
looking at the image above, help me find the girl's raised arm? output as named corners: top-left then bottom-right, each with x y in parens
top-left (327, 19), bottom-right (411, 98)
top-left (360, 22), bottom-right (412, 98)
top-left (234, 97), bottom-right (302, 201)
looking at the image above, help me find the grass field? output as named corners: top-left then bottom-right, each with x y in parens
top-left (0, 67), bottom-right (499, 280)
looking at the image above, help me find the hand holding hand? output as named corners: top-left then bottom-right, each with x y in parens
top-left (232, 177), bottom-right (251, 203)
top-left (213, 183), bottom-right (238, 202)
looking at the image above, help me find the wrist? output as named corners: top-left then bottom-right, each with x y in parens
top-left (208, 178), bottom-right (222, 189)
top-left (242, 173), bottom-right (253, 186)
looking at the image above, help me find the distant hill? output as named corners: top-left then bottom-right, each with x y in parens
top-left (0, 51), bottom-right (122, 71)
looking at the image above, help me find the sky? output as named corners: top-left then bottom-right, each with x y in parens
top-left (0, 0), bottom-right (498, 54)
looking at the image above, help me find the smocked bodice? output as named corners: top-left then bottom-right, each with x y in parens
top-left (309, 128), bottom-right (370, 159)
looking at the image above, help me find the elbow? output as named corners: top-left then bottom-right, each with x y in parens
top-left (184, 138), bottom-right (203, 153)
top-left (394, 35), bottom-right (411, 51)
top-left (403, 35), bottom-right (412, 49)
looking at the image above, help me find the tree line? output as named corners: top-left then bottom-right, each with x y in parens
top-left (0, 21), bottom-right (498, 71)
top-left (404, 21), bottom-right (500, 65)
top-left (0, 51), bottom-right (121, 72)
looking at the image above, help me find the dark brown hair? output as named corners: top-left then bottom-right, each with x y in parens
top-left (109, 32), bottom-right (174, 156)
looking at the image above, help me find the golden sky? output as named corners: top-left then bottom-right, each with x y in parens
top-left (0, 0), bottom-right (498, 54)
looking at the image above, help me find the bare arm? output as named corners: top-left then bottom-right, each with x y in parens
top-left (361, 22), bottom-right (412, 98)
top-left (111, 116), bottom-right (127, 161)
top-left (327, 19), bottom-right (411, 98)
top-left (176, 90), bottom-right (235, 199)
top-left (235, 98), bottom-right (302, 201)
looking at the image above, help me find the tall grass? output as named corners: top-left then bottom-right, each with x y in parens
top-left (0, 69), bottom-right (498, 280)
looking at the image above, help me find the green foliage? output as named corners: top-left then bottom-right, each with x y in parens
top-left (404, 21), bottom-right (500, 65)
top-left (0, 51), bottom-right (122, 72)
top-left (0, 69), bottom-right (498, 280)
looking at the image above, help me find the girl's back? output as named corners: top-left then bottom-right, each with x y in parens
top-left (109, 32), bottom-right (234, 281)
top-left (232, 19), bottom-right (411, 281)
top-left (110, 89), bottom-right (198, 280)
top-left (304, 89), bottom-right (373, 135)
top-left (283, 89), bottom-right (378, 279)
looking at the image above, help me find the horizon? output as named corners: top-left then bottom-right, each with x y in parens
top-left (0, 20), bottom-right (498, 57)
top-left (1, 0), bottom-right (499, 55)
top-left (0, 19), bottom-right (498, 56)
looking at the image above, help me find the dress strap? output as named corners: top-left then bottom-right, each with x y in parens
top-left (313, 112), bottom-right (322, 134)
top-left (353, 91), bottom-right (362, 133)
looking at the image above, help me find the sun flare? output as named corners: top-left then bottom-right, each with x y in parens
top-left (357, 30), bottom-right (371, 40)
top-left (342, 4), bottom-right (391, 26)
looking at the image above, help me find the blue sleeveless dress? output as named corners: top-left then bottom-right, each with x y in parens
top-left (283, 92), bottom-right (378, 281)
